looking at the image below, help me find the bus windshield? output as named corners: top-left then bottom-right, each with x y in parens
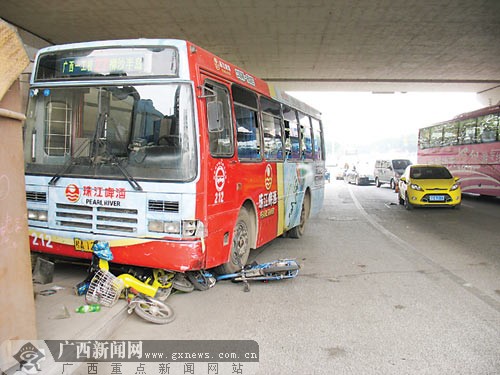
top-left (24, 83), bottom-right (197, 182)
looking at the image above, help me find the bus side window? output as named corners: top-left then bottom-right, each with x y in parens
top-left (311, 117), bottom-right (323, 160)
top-left (478, 113), bottom-right (499, 143)
top-left (283, 105), bottom-right (300, 160)
top-left (442, 122), bottom-right (458, 146)
top-left (232, 85), bottom-right (260, 160)
top-left (429, 125), bottom-right (443, 147)
top-left (419, 128), bottom-right (430, 149)
top-left (205, 82), bottom-right (234, 157)
top-left (298, 112), bottom-right (313, 160)
top-left (260, 96), bottom-right (283, 160)
top-left (458, 118), bottom-right (477, 144)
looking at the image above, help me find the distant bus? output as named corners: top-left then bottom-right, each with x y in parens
top-left (24, 39), bottom-right (325, 273)
top-left (418, 105), bottom-right (500, 197)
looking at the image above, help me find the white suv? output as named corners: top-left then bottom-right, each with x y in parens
top-left (374, 159), bottom-right (412, 190)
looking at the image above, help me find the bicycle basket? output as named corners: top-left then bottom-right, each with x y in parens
top-left (85, 269), bottom-right (124, 307)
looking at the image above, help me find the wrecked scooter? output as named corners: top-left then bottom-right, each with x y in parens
top-left (85, 241), bottom-right (175, 324)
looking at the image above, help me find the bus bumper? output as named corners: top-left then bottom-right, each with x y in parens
top-left (28, 228), bottom-right (205, 271)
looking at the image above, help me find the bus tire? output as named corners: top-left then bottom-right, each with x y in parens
top-left (375, 178), bottom-right (381, 187)
top-left (216, 208), bottom-right (252, 274)
top-left (288, 193), bottom-right (310, 239)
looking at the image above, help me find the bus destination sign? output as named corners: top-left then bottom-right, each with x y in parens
top-left (60, 54), bottom-right (146, 77)
top-left (35, 47), bottom-right (179, 81)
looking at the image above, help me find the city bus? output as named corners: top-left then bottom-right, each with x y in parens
top-left (24, 39), bottom-right (325, 273)
top-left (418, 104), bottom-right (500, 197)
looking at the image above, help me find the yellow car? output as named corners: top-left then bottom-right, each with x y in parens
top-left (398, 164), bottom-right (461, 209)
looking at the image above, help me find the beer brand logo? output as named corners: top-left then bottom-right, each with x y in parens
top-left (214, 162), bottom-right (227, 192)
top-left (265, 164), bottom-right (273, 190)
top-left (213, 57), bottom-right (231, 75)
top-left (65, 184), bottom-right (80, 203)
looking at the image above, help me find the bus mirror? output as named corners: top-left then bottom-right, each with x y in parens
top-left (400, 177), bottom-right (407, 183)
top-left (207, 101), bottom-right (224, 132)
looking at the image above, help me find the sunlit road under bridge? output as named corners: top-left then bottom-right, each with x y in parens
top-left (111, 180), bottom-right (500, 375)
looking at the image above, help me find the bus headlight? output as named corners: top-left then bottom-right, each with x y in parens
top-left (148, 220), bottom-right (180, 234)
top-left (148, 220), bottom-right (205, 237)
top-left (182, 220), bottom-right (197, 237)
top-left (181, 220), bottom-right (206, 237)
top-left (28, 209), bottom-right (48, 222)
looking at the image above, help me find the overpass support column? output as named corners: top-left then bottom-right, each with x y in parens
top-left (0, 20), bottom-right (37, 371)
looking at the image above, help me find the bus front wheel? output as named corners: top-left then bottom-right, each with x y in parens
top-left (217, 208), bottom-right (252, 274)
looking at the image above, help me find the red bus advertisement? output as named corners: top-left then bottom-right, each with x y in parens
top-left (24, 39), bottom-right (325, 273)
top-left (418, 105), bottom-right (500, 197)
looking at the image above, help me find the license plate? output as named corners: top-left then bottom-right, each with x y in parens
top-left (429, 195), bottom-right (445, 202)
top-left (74, 238), bottom-right (94, 252)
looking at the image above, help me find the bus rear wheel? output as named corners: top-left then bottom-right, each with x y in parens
top-left (288, 193), bottom-right (310, 239)
top-left (216, 208), bottom-right (252, 274)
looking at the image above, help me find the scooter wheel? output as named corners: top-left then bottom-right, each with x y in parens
top-left (186, 271), bottom-right (216, 291)
top-left (172, 273), bottom-right (195, 292)
top-left (133, 296), bottom-right (175, 324)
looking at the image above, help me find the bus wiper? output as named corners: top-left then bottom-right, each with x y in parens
top-left (110, 158), bottom-right (143, 191)
top-left (48, 160), bottom-right (74, 187)
top-left (48, 140), bottom-right (90, 186)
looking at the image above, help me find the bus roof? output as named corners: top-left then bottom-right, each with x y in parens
top-left (421, 104), bottom-right (500, 130)
top-left (34, 38), bottom-right (188, 54)
top-left (33, 38), bottom-right (321, 119)
top-left (453, 104), bottom-right (500, 121)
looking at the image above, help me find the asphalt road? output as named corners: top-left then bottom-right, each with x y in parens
top-left (110, 180), bottom-right (500, 375)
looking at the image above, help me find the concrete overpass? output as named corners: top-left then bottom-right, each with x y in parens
top-left (2, 0), bottom-right (500, 103)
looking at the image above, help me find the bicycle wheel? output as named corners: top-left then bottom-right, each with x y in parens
top-left (133, 296), bottom-right (175, 324)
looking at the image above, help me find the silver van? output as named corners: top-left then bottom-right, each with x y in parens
top-left (374, 159), bottom-right (412, 190)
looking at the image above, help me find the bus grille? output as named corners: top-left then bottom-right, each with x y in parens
top-left (55, 204), bottom-right (138, 233)
top-left (26, 191), bottom-right (47, 202)
top-left (148, 200), bottom-right (179, 213)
